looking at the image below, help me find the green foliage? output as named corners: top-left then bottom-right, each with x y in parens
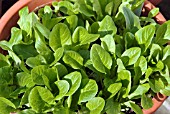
top-left (0, 0), bottom-right (170, 113)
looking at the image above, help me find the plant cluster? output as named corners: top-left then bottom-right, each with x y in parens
top-left (0, 0), bottom-right (170, 114)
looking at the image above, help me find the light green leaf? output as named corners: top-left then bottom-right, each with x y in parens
top-left (121, 47), bottom-right (141, 66)
top-left (125, 102), bottom-right (143, 114)
top-left (35, 22), bottom-right (50, 39)
top-left (148, 8), bottom-right (159, 18)
top-left (50, 47), bottom-right (64, 66)
top-left (64, 71), bottom-right (82, 96)
top-left (98, 15), bottom-right (117, 37)
top-left (101, 34), bottom-right (116, 54)
top-left (135, 24), bottom-right (155, 51)
top-left (108, 83), bottom-right (122, 99)
top-left (86, 97), bottom-right (105, 114)
top-left (90, 44), bottom-right (112, 73)
top-left (134, 56), bottom-right (147, 75)
top-left (118, 70), bottom-right (131, 98)
top-left (16, 72), bottom-right (34, 87)
top-left (55, 80), bottom-right (70, 100)
top-left (54, 63), bottom-right (68, 78)
top-left (29, 86), bottom-right (54, 113)
top-left (155, 20), bottom-right (170, 44)
top-left (128, 83), bottom-right (150, 99)
top-left (117, 58), bottom-right (126, 73)
top-left (162, 45), bottom-right (170, 61)
top-left (79, 79), bottom-right (98, 103)
top-left (149, 78), bottom-right (165, 93)
top-left (66, 15), bottom-right (78, 32)
top-left (49, 23), bottom-right (72, 51)
top-left (63, 50), bottom-right (84, 69)
top-left (72, 27), bottom-right (99, 45)
top-left (0, 97), bottom-right (16, 114)
top-left (141, 94), bottom-right (153, 109)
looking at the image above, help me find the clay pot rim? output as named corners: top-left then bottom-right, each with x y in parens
top-left (0, 0), bottom-right (168, 114)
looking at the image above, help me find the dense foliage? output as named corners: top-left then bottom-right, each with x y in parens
top-left (0, 0), bottom-right (170, 113)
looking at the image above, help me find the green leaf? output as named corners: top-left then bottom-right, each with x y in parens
top-left (63, 50), bottom-right (84, 69)
top-left (149, 78), bottom-right (165, 93)
top-left (155, 20), bottom-right (170, 45)
top-left (34, 28), bottom-right (51, 53)
top-left (117, 58), bottom-right (126, 73)
top-left (54, 63), bottom-right (68, 78)
top-left (107, 83), bottom-right (122, 99)
top-left (63, 71), bottom-right (82, 96)
top-left (50, 47), bottom-right (64, 66)
top-left (0, 66), bottom-right (12, 84)
top-left (162, 45), bottom-right (170, 61)
top-left (105, 2), bottom-right (114, 15)
top-left (79, 79), bottom-right (98, 103)
top-left (118, 70), bottom-right (131, 98)
top-left (16, 72), bottom-right (34, 87)
top-left (101, 34), bottom-right (116, 54)
top-left (105, 100), bottom-right (121, 114)
top-left (90, 44), bottom-right (112, 73)
top-left (121, 47), bottom-right (141, 66)
top-left (125, 102), bottom-right (143, 114)
top-left (55, 80), bottom-right (70, 100)
top-left (12, 43), bottom-right (38, 60)
top-left (31, 65), bottom-right (47, 85)
top-left (0, 97), bottom-right (16, 114)
top-left (35, 22), bottom-right (50, 39)
top-left (135, 24), bottom-right (155, 51)
top-left (128, 83), bottom-right (150, 99)
top-left (66, 15), bottom-right (78, 32)
top-left (86, 97), bottom-right (105, 114)
top-left (98, 15), bottom-right (117, 37)
top-left (49, 23), bottom-right (72, 51)
top-left (148, 43), bottom-right (162, 62)
top-left (134, 56), bottom-right (147, 75)
top-left (148, 8), bottom-right (159, 18)
top-left (17, 109), bottom-right (36, 114)
top-left (125, 32), bottom-right (135, 49)
top-left (72, 27), bottom-right (100, 45)
top-left (141, 94), bottom-right (153, 109)
top-left (122, 7), bottom-right (140, 30)
top-left (29, 86), bottom-right (55, 112)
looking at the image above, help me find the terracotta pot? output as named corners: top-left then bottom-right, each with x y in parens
top-left (0, 0), bottom-right (168, 114)
top-left (149, 0), bottom-right (163, 6)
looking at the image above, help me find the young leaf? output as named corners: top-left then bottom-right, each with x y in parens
top-left (125, 102), bottom-right (143, 114)
top-left (117, 58), bottom-right (126, 73)
top-left (134, 56), bottom-right (147, 75)
top-left (63, 71), bottom-right (82, 96)
top-left (79, 79), bottom-right (98, 103)
top-left (148, 8), bottom-right (159, 18)
top-left (72, 27), bottom-right (100, 45)
top-left (121, 47), bottom-right (141, 66)
top-left (107, 83), bottom-right (122, 99)
top-left (49, 23), bottom-right (72, 51)
top-left (35, 22), bottom-right (50, 39)
top-left (66, 15), bottom-right (78, 32)
top-left (149, 78), bottom-right (165, 93)
top-left (86, 97), bottom-right (105, 114)
top-left (155, 20), bottom-right (170, 45)
top-left (0, 97), bottom-right (16, 114)
top-left (54, 63), bottom-right (68, 78)
top-left (63, 50), bottom-right (84, 69)
top-left (90, 44), bottom-right (112, 73)
top-left (98, 15), bottom-right (117, 37)
top-left (101, 34), bottom-right (116, 54)
top-left (162, 45), bottom-right (170, 61)
top-left (55, 80), bottom-right (70, 100)
top-left (135, 24), bottom-right (155, 51)
top-left (128, 83), bottom-right (150, 99)
top-left (141, 94), bottom-right (153, 109)
top-left (50, 47), bottom-right (64, 66)
top-left (122, 7), bottom-right (140, 30)
top-left (29, 86), bottom-right (54, 112)
top-left (117, 70), bottom-right (131, 98)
